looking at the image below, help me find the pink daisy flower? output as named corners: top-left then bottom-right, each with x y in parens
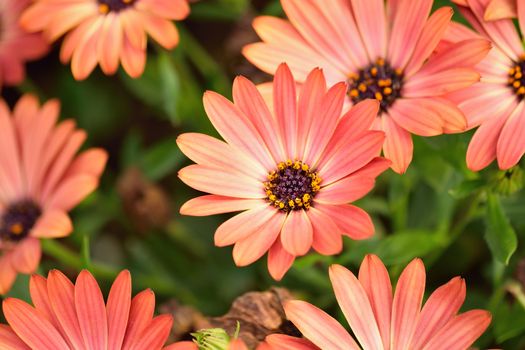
top-left (243, 0), bottom-right (491, 173)
top-left (178, 64), bottom-right (389, 280)
top-left (20, 0), bottom-right (190, 80)
top-left (447, 0), bottom-right (525, 170)
top-left (0, 269), bottom-right (184, 349)
top-left (284, 255), bottom-right (492, 350)
top-left (0, 0), bottom-right (48, 87)
top-left (0, 95), bottom-right (107, 294)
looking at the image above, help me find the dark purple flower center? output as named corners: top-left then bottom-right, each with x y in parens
top-left (508, 58), bottom-right (525, 100)
top-left (264, 160), bottom-right (321, 212)
top-left (98, 0), bottom-right (135, 13)
top-left (0, 200), bottom-right (41, 242)
top-left (348, 58), bottom-right (404, 113)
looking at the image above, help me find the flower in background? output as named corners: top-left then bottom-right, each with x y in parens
top-left (448, 0), bottom-right (525, 170)
top-left (243, 0), bottom-right (491, 173)
top-left (0, 0), bottom-right (48, 87)
top-left (284, 255), bottom-right (492, 350)
top-left (0, 269), bottom-right (184, 349)
top-left (0, 95), bottom-right (107, 294)
top-left (178, 64), bottom-right (389, 280)
top-left (20, 0), bottom-right (190, 80)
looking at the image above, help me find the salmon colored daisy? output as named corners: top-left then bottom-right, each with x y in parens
top-left (447, 0), bottom-right (525, 170)
top-left (243, 0), bottom-right (491, 173)
top-left (0, 0), bottom-right (48, 87)
top-left (178, 64), bottom-right (389, 280)
top-left (283, 255), bottom-right (492, 350)
top-left (0, 269), bottom-right (183, 349)
top-left (20, 0), bottom-right (190, 80)
top-left (0, 95), bottom-right (107, 294)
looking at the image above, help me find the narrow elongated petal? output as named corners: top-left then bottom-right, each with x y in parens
top-left (316, 176), bottom-right (376, 205)
top-left (497, 101), bottom-right (525, 169)
top-left (10, 238), bottom-right (41, 274)
top-left (280, 210), bottom-right (313, 256)
top-left (284, 300), bottom-right (360, 350)
top-left (107, 271), bottom-right (132, 350)
top-left (308, 207), bottom-right (343, 256)
top-left (485, 0), bottom-right (517, 20)
top-left (316, 203), bottom-right (374, 240)
top-left (180, 195), bottom-right (264, 217)
top-left (390, 259), bottom-right (426, 350)
top-left (381, 115), bottom-right (413, 174)
top-left (267, 239), bottom-right (295, 281)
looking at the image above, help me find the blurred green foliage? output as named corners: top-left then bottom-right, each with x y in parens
top-left (3, 0), bottom-right (525, 348)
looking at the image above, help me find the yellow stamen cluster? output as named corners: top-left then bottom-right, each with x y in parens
top-left (509, 57), bottom-right (525, 98)
top-left (98, 0), bottom-right (134, 14)
top-left (264, 160), bottom-right (321, 212)
top-left (348, 58), bottom-right (404, 112)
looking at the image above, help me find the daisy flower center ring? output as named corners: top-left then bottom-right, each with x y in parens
top-left (348, 58), bottom-right (404, 113)
top-left (0, 200), bottom-right (41, 242)
top-left (264, 160), bottom-right (321, 212)
top-left (98, 0), bottom-right (135, 13)
top-left (508, 55), bottom-right (525, 99)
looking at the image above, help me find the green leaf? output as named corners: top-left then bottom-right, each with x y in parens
top-left (376, 230), bottom-right (446, 266)
top-left (449, 179), bottom-right (486, 199)
top-left (485, 193), bottom-right (517, 265)
top-left (139, 139), bottom-right (185, 181)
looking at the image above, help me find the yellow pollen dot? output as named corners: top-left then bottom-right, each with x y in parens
top-left (288, 200), bottom-right (295, 208)
top-left (509, 77), bottom-right (516, 84)
top-left (98, 3), bottom-right (110, 13)
top-left (123, 0), bottom-right (133, 3)
top-left (384, 87), bottom-right (393, 95)
top-left (286, 159), bottom-right (293, 166)
top-left (519, 87), bottom-right (525, 95)
top-left (516, 72), bottom-right (523, 79)
top-left (370, 67), bottom-right (378, 76)
top-left (510, 68), bottom-right (516, 75)
top-left (349, 89), bottom-right (359, 97)
top-left (513, 80), bottom-right (521, 88)
top-left (9, 223), bottom-right (23, 235)
top-left (377, 58), bottom-right (385, 66)
top-left (279, 202), bottom-right (285, 209)
top-left (375, 92), bottom-right (383, 101)
top-left (358, 83), bottom-right (367, 92)
top-left (395, 68), bottom-right (403, 75)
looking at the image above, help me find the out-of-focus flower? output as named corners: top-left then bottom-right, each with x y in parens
top-left (0, 95), bottom-right (107, 294)
top-left (284, 255), bottom-right (492, 350)
top-left (20, 0), bottom-right (190, 80)
top-left (448, 0), bottom-right (525, 170)
top-left (178, 64), bottom-right (389, 280)
top-left (243, 0), bottom-right (490, 173)
top-left (0, 0), bottom-right (48, 87)
top-left (0, 270), bottom-right (182, 349)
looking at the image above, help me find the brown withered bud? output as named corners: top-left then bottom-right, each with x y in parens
top-left (117, 167), bottom-right (171, 233)
top-left (207, 288), bottom-right (298, 348)
top-left (159, 300), bottom-right (210, 342)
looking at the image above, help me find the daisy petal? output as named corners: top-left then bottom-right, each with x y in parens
top-left (107, 271), bottom-right (132, 350)
top-left (10, 237), bottom-right (41, 274)
top-left (267, 239), bottom-right (295, 281)
top-left (308, 207), bottom-right (342, 256)
top-left (280, 209), bottom-right (313, 256)
top-left (497, 101), bottom-right (525, 169)
top-left (180, 195), bottom-right (264, 216)
top-left (316, 203), bottom-right (374, 240)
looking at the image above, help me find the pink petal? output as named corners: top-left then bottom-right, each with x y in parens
top-left (121, 35), bottom-right (146, 78)
top-left (0, 256), bottom-right (17, 295)
top-left (358, 255), bottom-right (392, 350)
top-left (316, 176), bottom-right (376, 205)
top-left (71, 17), bottom-right (104, 80)
top-left (47, 269), bottom-right (85, 350)
top-left (176, 133), bottom-right (265, 179)
top-left (129, 315), bottom-right (173, 350)
top-left (10, 237), bottom-right (41, 274)
top-left (265, 334), bottom-right (319, 350)
top-left (232, 76), bottom-right (287, 163)
top-left (387, 99), bottom-right (444, 137)
top-left (0, 101), bottom-right (23, 199)
top-left (388, 0), bottom-right (433, 69)
top-left (214, 205), bottom-right (278, 247)
top-left (141, 14), bottom-right (179, 49)
top-left (178, 164), bottom-right (264, 199)
top-left (317, 131), bottom-right (384, 185)
top-left (65, 148), bottom-right (108, 178)
top-left (332, 99), bottom-right (380, 140)
top-left (422, 310), bottom-right (491, 350)
top-left (119, 10), bottom-right (146, 49)
top-left (267, 239), bottom-right (295, 281)
top-left (497, 101), bottom-right (525, 169)
top-left (163, 342), bottom-right (198, 350)
top-left (284, 300), bottom-right (360, 350)
top-left (390, 258), bottom-right (426, 350)
top-left (180, 195), bottom-right (264, 216)
top-left (280, 210), bottom-right (313, 256)
top-left (122, 289), bottom-right (155, 349)
top-left (139, 0), bottom-right (190, 20)
top-left (3, 298), bottom-right (69, 350)
top-left (381, 115), bottom-right (414, 174)
top-left (97, 14), bottom-right (122, 75)
top-left (351, 157), bottom-right (391, 179)
top-left (485, 0), bottom-right (517, 20)
top-left (45, 174), bottom-right (98, 211)
top-left (329, 264), bottom-right (384, 349)
top-left (411, 277), bottom-right (466, 349)
top-left (232, 211), bottom-right (284, 266)
top-left (308, 207), bottom-right (343, 256)
top-left (29, 275), bottom-right (62, 332)
top-left (31, 210), bottom-right (73, 238)
top-left (404, 7), bottom-right (454, 77)
top-left (316, 203), bottom-right (374, 240)
top-left (229, 339), bottom-right (249, 350)
top-left (273, 63), bottom-right (299, 159)
top-left (203, 90), bottom-right (275, 170)
top-left (403, 68), bottom-right (480, 98)
top-left (107, 271), bottom-right (132, 350)
top-left (350, 0), bottom-right (387, 59)
top-left (0, 324), bottom-right (31, 350)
